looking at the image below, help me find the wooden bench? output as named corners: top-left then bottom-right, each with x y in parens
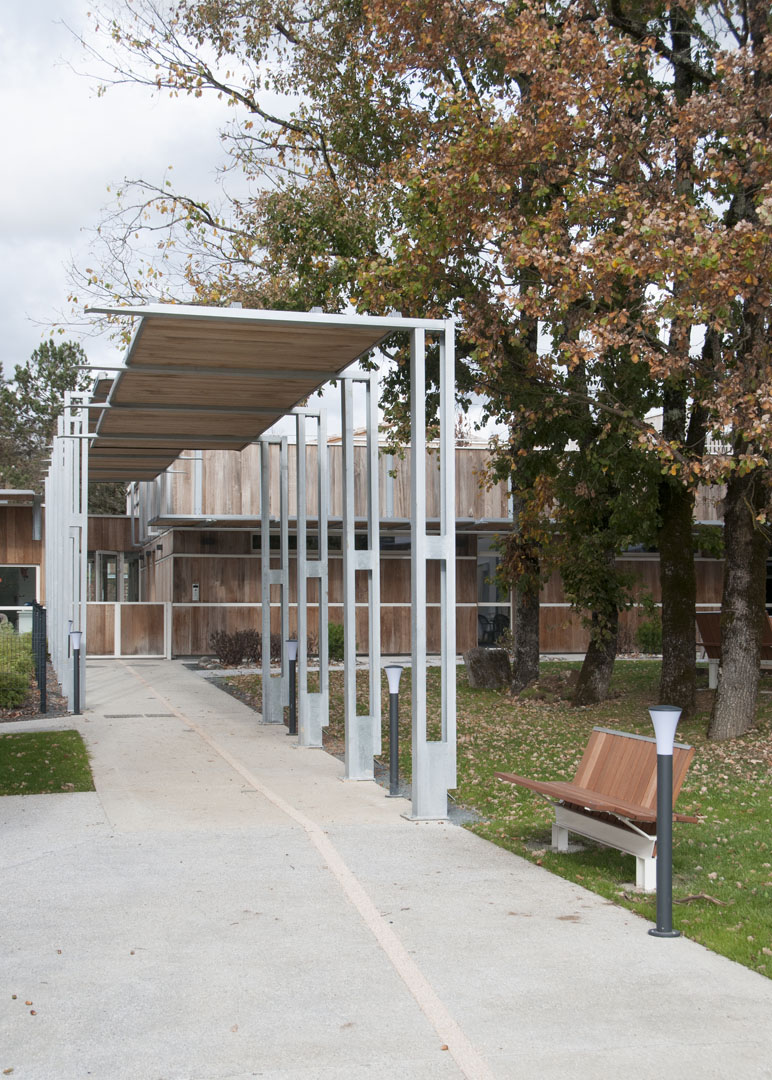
top-left (496, 727), bottom-right (696, 891)
top-left (696, 611), bottom-right (772, 689)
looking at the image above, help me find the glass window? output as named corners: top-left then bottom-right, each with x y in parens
top-left (0, 566), bottom-right (36, 617)
top-left (477, 538), bottom-right (509, 604)
top-left (380, 533), bottom-right (411, 553)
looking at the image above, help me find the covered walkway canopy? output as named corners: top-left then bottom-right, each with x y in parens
top-left (46, 304), bottom-right (457, 820)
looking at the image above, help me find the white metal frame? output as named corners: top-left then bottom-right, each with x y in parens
top-left (59, 305), bottom-right (456, 819)
top-left (294, 409), bottom-right (329, 748)
top-left (408, 322), bottom-right (457, 819)
top-left (552, 808), bottom-right (657, 892)
top-left (341, 373), bottom-right (382, 779)
top-left (260, 436), bottom-right (290, 723)
top-left (46, 390), bottom-right (89, 711)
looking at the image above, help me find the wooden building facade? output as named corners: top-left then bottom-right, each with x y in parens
top-left (82, 444), bottom-right (726, 658)
top-left (0, 491), bottom-right (44, 632)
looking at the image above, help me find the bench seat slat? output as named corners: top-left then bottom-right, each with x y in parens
top-left (494, 771), bottom-right (698, 825)
top-left (494, 772), bottom-right (659, 821)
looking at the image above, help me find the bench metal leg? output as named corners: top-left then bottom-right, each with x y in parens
top-left (637, 855), bottom-right (657, 892)
top-left (552, 823), bottom-right (570, 852)
top-left (708, 659), bottom-right (719, 690)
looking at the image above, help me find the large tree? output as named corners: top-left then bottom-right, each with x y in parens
top-left (75, 0), bottom-right (772, 732)
top-left (0, 338), bottom-right (127, 514)
top-left (0, 339), bottom-right (92, 492)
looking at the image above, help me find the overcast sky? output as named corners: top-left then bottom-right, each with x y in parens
top-left (0, 0), bottom-right (229, 377)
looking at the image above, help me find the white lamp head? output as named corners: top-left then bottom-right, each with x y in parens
top-left (286, 639), bottom-right (299, 662)
top-left (69, 629), bottom-right (83, 651)
top-left (649, 705), bottom-right (682, 755)
top-left (384, 664), bottom-right (403, 695)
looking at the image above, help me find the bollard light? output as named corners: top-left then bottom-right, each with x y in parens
top-left (384, 665), bottom-right (404, 798)
top-left (286, 639), bottom-right (298, 736)
top-left (648, 705), bottom-right (682, 939)
top-left (70, 629), bottom-right (83, 715)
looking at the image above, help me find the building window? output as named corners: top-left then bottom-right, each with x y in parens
top-left (0, 566), bottom-right (37, 629)
top-left (477, 537), bottom-right (510, 646)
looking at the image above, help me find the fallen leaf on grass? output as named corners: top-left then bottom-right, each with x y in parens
top-left (673, 893), bottom-right (730, 906)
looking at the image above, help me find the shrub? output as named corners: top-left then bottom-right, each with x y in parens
top-left (0, 671), bottom-right (29, 708)
top-left (239, 629), bottom-right (262, 664)
top-left (328, 622), bottom-right (345, 662)
top-left (0, 627), bottom-right (34, 680)
top-left (636, 616), bottom-right (662, 655)
top-left (209, 629), bottom-right (262, 667)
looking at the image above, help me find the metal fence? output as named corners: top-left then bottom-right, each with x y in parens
top-left (0, 604), bottom-right (47, 712)
top-left (32, 602), bottom-right (47, 713)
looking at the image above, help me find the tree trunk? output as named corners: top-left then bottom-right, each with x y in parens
top-left (510, 574), bottom-right (540, 692)
top-left (657, 478), bottom-right (697, 712)
top-left (708, 469), bottom-right (770, 740)
top-left (574, 608), bottom-right (619, 706)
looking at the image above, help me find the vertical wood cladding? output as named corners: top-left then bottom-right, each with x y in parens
top-left (0, 506), bottom-right (44, 599)
top-left (121, 605), bottom-right (165, 655)
top-left (154, 548), bottom-right (480, 654)
top-left (156, 444), bottom-right (512, 521)
top-left (86, 603), bottom-right (114, 654)
top-left (88, 516), bottom-right (134, 552)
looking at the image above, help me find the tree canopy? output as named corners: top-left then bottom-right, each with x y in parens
top-left (74, 0), bottom-right (772, 734)
top-left (0, 339), bottom-right (92, 493)
top-left (0, 338), bottom-right (127, 514)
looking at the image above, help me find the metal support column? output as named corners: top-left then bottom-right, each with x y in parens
top-left (47, 392), bottom-right (89, 712)
top-left (294, 410), bottom-right (329, 747)
top-left (341, 374), bottom-right (382, 780)
top-left (260, 436), bottom-right (290, 723)
top-left (408, 321), bottom-right (456, 819)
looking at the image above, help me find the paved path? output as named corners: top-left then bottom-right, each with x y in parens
top-left (2, 659), bottom-right (772, 1080)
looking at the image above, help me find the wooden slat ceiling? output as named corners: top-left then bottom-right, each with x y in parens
top-left (85, 305), bottom-right (443, 482)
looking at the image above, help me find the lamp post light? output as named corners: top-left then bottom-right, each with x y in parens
top-left (384, 665), bottom-right (404, 797)
top-left (648, 705), bottom-right (682, 939)
top-left (67, 619), bottom-right (73, 658)
top-left (70, 629), bottom-right (83, 715)
top-left (286, 639), bottom-right (298, 736)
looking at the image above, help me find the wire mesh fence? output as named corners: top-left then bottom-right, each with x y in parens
top-left (0, 605), bottom-right (47, 711)
top-left (32, 602), bottom-right (47, 713)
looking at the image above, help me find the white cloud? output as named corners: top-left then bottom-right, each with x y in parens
top-left (0, 0), bottom-right (229, 374)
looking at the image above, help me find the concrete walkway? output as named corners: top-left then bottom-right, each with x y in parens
top-left (2, 660), bottom-right (772, 1080)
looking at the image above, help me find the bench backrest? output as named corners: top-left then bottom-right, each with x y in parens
top-left (696, 611), bottom-right (772, 661)
top-left (573, 727), bottom-right (694, 812)
top-left (695, 612), bottom-right (722, 659)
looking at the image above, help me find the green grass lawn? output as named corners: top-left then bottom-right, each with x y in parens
top-left (230, 659), bottom-right (772, 978)
top-left (0, 730), bottom-right (95, 796)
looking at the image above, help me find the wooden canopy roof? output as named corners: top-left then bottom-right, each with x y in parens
top-left (85, 305), bottom-right (446, 483)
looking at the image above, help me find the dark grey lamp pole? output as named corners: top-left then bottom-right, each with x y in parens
top-left (286, 639), bottom-right (298, 736)
top-left (70, 629), bottom-right (82, 715)
top-left (648, 705), bottom-right (682, 939)
top-left (384, 664), bottom-right (404, 797)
